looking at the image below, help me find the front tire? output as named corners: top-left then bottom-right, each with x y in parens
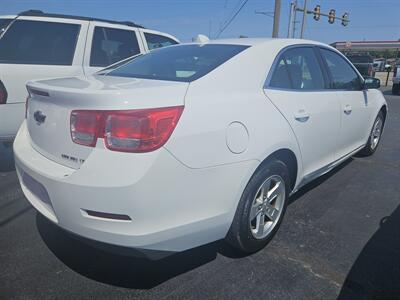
top-left (359, 111), bottom-right (384, 156)
top-left (226, 159), bottom-right (290, 253)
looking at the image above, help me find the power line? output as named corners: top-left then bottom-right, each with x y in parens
top-left (216, 0), bottom-right (250, 38)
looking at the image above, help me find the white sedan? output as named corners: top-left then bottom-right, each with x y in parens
top-left (14, 38), bottom-right (387, 256)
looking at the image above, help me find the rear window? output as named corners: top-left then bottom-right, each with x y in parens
top-left (106, 44), bottom-right (249, 82)
top-left (0, 20), bottom-right (80, 65)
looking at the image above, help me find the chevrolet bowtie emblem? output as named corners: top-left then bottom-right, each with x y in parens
top-left (33, 110), bottom-right (46, 125)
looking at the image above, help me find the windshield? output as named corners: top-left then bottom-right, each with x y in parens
top-left (106, 44), bottom-right (250, 82)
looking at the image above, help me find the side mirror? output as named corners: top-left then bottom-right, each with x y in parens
top-left (363, 77), bottom-right (380, 89)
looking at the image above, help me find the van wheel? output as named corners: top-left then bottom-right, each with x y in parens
top-left (226, 159), bottom-right (290, 253)
top-left (359, 111), bottom-right (384, 156)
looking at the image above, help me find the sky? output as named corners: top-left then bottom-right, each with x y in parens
top-left (2, 0), bottom-right (400, 44)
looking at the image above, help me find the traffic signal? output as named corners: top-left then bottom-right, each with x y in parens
top-left (328, 9), bottom-right (336, 24)
top-left (313, 5), bottom-right (321, 21)
top-left (342, 12), bottom-right (349, 26)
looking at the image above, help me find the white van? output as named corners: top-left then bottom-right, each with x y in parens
top-left (0, 10), bottom-right (179, 141)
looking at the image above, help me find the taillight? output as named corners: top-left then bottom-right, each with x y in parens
top-left (70, 106), bottom-right (184, 153)
top-left (70, 110), bottom-right (103, 147)
top-left (0, 81), bottom-right (8, 104)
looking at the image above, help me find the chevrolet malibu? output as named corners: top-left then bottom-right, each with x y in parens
top-left (14, 39), bottom-right (387, 256)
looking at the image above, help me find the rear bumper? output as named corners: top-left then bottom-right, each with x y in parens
top-left (14, 121), bottom-right (257, 252)
top-left (0, 102), bottom-right (25, 140)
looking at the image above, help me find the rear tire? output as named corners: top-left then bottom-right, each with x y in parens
top-left (359, 111), bottom-right (384, 156)
top-left (226, 159), bottom-right (290, 253)
top-left (392, 84), bottom-right (400, 95)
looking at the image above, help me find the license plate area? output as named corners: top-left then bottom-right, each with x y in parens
top-left (22, 171), bottom-right (53, 209)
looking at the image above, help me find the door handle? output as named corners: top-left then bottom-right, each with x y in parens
top-left (294, 110), bottom-right (310, 122)
top-left (344, 104), bottom-right (352, 114)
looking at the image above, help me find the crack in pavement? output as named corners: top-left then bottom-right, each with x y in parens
top-left (285, 256), bottom-right (341, 288)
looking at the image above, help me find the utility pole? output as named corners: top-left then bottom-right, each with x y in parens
top-left (272, 0), bottom-right (281, 38)
top-left (300, 0), bottom-right (307, 39)
top-left (287, 2), bottom-right (294, 38)
top-left (292, 0), bottom-right (298, 38)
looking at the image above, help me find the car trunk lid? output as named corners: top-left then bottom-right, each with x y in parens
top-left (26, 75), bottom-right (189, 169)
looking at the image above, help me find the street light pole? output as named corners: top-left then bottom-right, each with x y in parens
top-left (272, 0), bottom-right (281, 38)
top-left (300, 0), bottom-right (307, 38)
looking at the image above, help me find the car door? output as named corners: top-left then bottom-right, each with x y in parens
top-left (0, 17), bottom-right (87, 138)
top-left (319, 48), bottom-right (373, 158)
top-left (83, 22), bottom-right (145, 75)
top-left (264, 46), bottom-right (341, 177)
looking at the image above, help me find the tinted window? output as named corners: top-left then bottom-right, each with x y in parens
top-left (0, 18), bottom-right (12, 34)
top-left (90, 27), bottom-right (140, 67)
top-left (347, 55), bottom-right (373, 64)
top-left (0, 20), bottom-right (80, 65)
top-left (320, 49), bottom-right (362, 90)
top-left (269, 47), bottom-right (325, 90)
top-left (107, 44), bottom-right (249, 82)
top-left (269, 58), bottom-right (291, 89)
top-left (144, 32), bottom-right (178, 50)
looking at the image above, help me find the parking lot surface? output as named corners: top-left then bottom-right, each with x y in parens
top-left (0, 89), bottom-right (399, 299)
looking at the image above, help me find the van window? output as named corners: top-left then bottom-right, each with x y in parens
top-left (144, 32), bottom-right (178, 50)
top-left (0, 20), bottom-right (80, 65)
top-left (90, 27), bottom-right (140, 67)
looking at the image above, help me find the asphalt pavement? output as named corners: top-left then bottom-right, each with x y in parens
top-left (0, 89), bottom-right (399, 299)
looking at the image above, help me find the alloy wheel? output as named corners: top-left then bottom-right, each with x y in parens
top-left (371, 116), bottom-right (383, 150)
top-left (249, 175), bottom-right (285, 239)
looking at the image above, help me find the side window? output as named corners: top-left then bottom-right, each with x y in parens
top-left (90, 27), bottom-right (140, 67)
top-left (0, 20), bottom-right (80, 65)
top-left (268, 47), bottom-right (325, 90)
top-left (269, 58), bottom-right (291, 89)
top-left (144, 32), bottom-right (178, 50)
top-left (320, 48), bottom-right (362, 91)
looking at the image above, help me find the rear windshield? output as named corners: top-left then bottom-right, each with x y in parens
top-left (106, 44), bottom-right (250, 82)
top-left (347, 55), bottom-right (373, 64)
top-left (0, 20), bottom-right (80, 65)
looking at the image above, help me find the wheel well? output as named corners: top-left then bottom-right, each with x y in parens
top-left (380, 105), bottom-right (387, 122)
top-left (259, 149), bottom-right (298, 191)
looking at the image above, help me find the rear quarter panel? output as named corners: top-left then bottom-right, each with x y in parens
top-left (164, 42), bottom-right (303, 187)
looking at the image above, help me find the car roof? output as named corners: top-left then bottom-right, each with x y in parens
top-left (181, 38), bottom-right (337, 51)
top-left (192, 37), bottom-right (329, 49)
top-left (0, 10), bottom-right (144, 28)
